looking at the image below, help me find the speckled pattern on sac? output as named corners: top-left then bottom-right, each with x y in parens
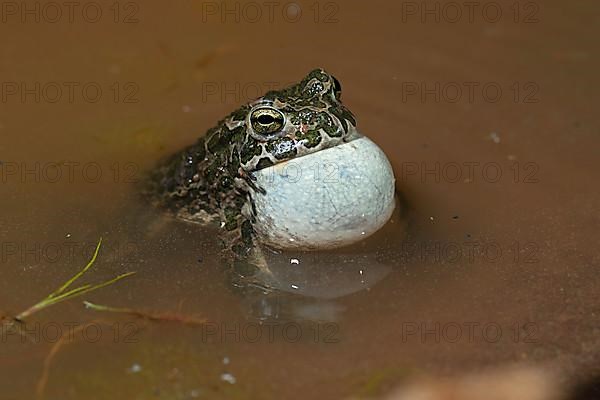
top-left (145, 69), bottom-right (358, 257)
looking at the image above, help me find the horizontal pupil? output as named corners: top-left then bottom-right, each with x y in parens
top-left (257, 115), bottom-right (275, 124)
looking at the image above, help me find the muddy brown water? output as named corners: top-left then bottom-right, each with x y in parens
top-left (1, 1), bottom-right (599, 399)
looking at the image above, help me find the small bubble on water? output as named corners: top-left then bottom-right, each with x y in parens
top-left (127, 363), bottom-right (142, 373)
top-left (489, 132), bottom-right (501, 143)
top-left (221, 373), bottom-right (236, 384)
top-left (223, 356), bottom-right (230, 365)
top-left (291, 284), bottom-right (300, 290)
top-left (290, 258), bottom-right (300, 265)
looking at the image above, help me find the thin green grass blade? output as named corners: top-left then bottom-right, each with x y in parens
top-left (49, 237), bottom-right (103, 298)
top-left (15, 272), bottom-right (134, 321)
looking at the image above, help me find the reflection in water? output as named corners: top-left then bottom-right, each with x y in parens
top-left (235, 205), bottom-right (407, 323)
top-left (245, 248), bottom-right (393, 324)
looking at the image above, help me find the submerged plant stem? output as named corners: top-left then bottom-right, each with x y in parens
top-left (84, 301), bottom-right (207, 325)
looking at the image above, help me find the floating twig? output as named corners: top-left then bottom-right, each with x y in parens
top-left (84, 301), bottom-right (207, 326)
top-left (36, 318), bottom-right (111, 399)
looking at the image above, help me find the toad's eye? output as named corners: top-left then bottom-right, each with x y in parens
top-left (250, 107), bottom-right (285, 136)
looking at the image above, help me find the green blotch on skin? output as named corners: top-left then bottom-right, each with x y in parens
top-left (220, 175), bottom-right (233, 189)
top-left (229, 105), bottom-right (250, 121)
top-left (296, 129), bottom-right (322, 148)
top-left (305, 69), bottom-right (328, 83)
top-left (229, 126), bottom-right (245, 142)
top-left (207, 129), bottom-right (230, 154)
top-left (204, 160), bottom-right (219, 179)
top-left (240, 140), bottom-right (262, 164)
top-left (310, 99), bottom-right (327, 108)
top-left (318, 112), bottom-right (340, 136)
top-left (227, 151), bottom-right (241, 176)
top-left (224, 207), bottom-right (238, 231)
top-left (255, 157), bottom-right (274, 170)
top-left (331, 105), bottom-right (356, 128)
